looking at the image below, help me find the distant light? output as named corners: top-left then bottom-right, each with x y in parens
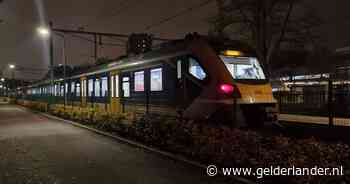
top-left (1, 78), bottom-right (4, 82)
top-left (222, 50), bottom-right (243, 57)
top-left (9, 64), bottom-right (15, 69)
top-left (37, 27), bottom-right (50, 37)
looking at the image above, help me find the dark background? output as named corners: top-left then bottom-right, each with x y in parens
top-left (0, 0), bottom-right (349, 80)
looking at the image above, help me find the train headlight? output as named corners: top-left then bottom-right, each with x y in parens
top-left (219, 83), bottom-right (235, 95)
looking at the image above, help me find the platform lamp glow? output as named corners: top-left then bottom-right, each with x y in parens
top-left (37, 27), bottom-right (50, 37)
top-left (9, 64), bottom-right (15, 81)
top-left (8, 64), bottom-right (16, 97)
top-left (9, 64), bottom-right (15, 69)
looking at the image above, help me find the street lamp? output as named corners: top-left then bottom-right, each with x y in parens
top-left (37, 27), bottom-right (50, 37)
top-left (9, 64), bottom-right (15, 69)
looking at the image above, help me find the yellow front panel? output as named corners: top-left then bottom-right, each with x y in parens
top-left (109, 71), bottom-right (122, 114)
top-left (236, 83), bottom-right (277, 104)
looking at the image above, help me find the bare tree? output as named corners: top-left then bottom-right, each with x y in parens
top-left (211, 0), bottom-right (322, 76)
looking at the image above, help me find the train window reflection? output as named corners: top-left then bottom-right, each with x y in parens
top-left (60, 85), bottom-right (64, 97)
top-left (76, 83), bottom-right (81, 97)
top-left (88, 79), bottom-right (94, 97)
top-left (134, 71), bottom-right (144, 92)
top-left (71, 82), bottom-right (75, 96)
top-left (189, 57), bottom-right (206, 80)
top-left (95, 79), bottom-right (100, 97)
top-left (220, 56), bottom-right (266, 80)
top-left (151, 68), bottom-right (162, 91)
top-left (101, 77), bottom-right (108, 97)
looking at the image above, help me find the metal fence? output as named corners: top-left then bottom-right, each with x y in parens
top-left (274, 80), bottom-right (350, 126)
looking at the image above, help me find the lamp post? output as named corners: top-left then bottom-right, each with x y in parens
top-left (56, 33), bottom-right (67, 109)
top-left (38, 23), bottom-right (69, 109)
top-left (37, 22), bottom-right (55, 110)
top-left (8, 64), bottom-right (15, 98)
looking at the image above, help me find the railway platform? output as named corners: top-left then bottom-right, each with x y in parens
top-left (280, 114), bottom-right (350, 127)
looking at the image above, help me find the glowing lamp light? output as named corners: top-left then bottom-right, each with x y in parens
top-left (37, 27), bottom-right (50, 37)
top-left (219, 83), bottom-right (235, 95)
top-left (9, 64), bottom-right (15, 69)
top-left (222, 50), bottom-right (242, 57)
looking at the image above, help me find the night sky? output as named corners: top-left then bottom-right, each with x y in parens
top-left (0, 0), bottom-right (349, 80)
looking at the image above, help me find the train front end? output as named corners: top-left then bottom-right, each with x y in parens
top-left (184, 37), bottom-right (278, 127)
top-left (219, 51), bottom-right (278, 127)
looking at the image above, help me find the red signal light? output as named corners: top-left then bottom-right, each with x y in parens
top-left (219, 83), bottom-right (235, 95)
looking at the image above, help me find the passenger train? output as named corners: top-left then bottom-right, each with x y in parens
top-left (17, 35), bottom-right (278, 127)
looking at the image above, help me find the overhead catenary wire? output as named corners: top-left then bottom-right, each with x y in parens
top-left (144, 0), bottom-right (215, 30)
top-left (66, 33), bottom-right (126, 47)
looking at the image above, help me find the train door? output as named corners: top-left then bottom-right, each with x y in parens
top-left (81, 77), bottom-right (87, 107)
top-left (87, 77), bottom-right (95, 108)
top-left (175, 56), bottom-right (207, 113)
top-left (120, 73), bottom-right (131, 113)
top-left (110, 72), bottom-right (121, 113)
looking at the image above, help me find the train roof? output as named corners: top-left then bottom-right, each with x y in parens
top-left (26, 37), bottom-right (256, 88)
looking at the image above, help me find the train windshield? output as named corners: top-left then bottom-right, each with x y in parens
top-left (219, 56), bottom-right (266, 80)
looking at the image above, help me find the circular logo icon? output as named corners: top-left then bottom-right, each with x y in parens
top-left (207, 165), bottom-right (218, 176)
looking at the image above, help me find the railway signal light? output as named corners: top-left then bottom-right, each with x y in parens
top-left (127, 33), bottom-right (153, 55)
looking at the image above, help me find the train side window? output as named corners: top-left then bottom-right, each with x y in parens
top-left (60, 85), bottom-right (64, 97)
top-left (150, 68), bottom-right (163, 91)
top-left (115, 75), bottom-right (119, 97)
top-left (122, 77), bottom-right (130, 97)
top-left (101, 77), bottom-right (108, 97)
top-left (88, 79), bottom-right (94, 97)
top-left (134, 71), bottom-right (145, 92)
top-left (65, 83), bottom-right (68, 95)
top-left (76, 83), bottom-right (81, 97)
top-left (188, 57), bottom-right (207, 80)
top-left (95, 79), bottom-right (101, 97)
top-left (71, 82), bottom-right (75, 96)
top-left (55, 84), bottom-right (58, 96)
top-left (177, 60), bottom-right (182, 79)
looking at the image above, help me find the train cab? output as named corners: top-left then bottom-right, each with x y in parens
top-left (181, 36), bottom-right (278, 127)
